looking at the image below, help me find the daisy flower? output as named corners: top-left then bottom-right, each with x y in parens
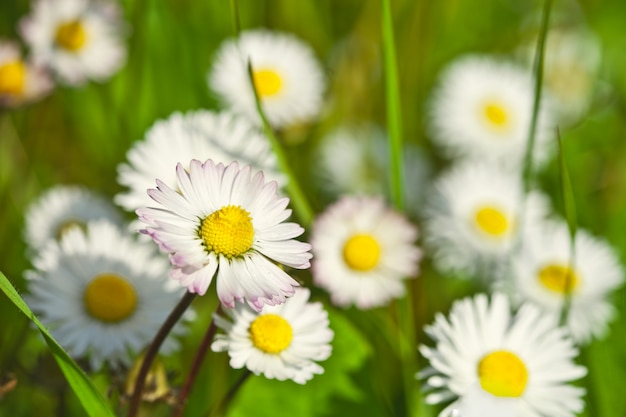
top-left (310, 195), bottom-right (421, 309)
top-left (208, 29), bottom-right (326, 129)
top-left (0, 40), bottom-right (52, 107)
top-left (25, 220), bottom-right (189, 370)
top-left (137, 159), bottom-right (312, 311)
top-left (423, 162), bottom-right (549, 278)
top-left (20, 0), bottom-right (127, 86)
top-left (419, 292), bottom-right (587, 417)
top-left (24, 185), bottom-right (124, 252)
top-left (427, 55), bottom-right (555, 167)
top-left (510, 220), bottom-right (624, 344)
top-left (115, 110), bottom-right (284, 216)
top-left (211, 287), bottom-right (333, 384)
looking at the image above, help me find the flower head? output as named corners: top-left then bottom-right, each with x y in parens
top-left (311, 196), bottom-right (421, 309)
top-left (211, 287), bottom-right (333, 384)
top-left (0, 40), bottom-right (52, 107)
top-left (137, 159), bottom-right (312, 311)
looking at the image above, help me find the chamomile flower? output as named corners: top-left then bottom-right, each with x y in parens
top-left (510, 220), bottom-right (624, 344)
top-left (310, 196), bottom-right (421, 309)
top-left (25, 221), bottom-right (188, 370)
top-left (20, 0), bottom-right (127, 86)
top-left (423, 162), bottom-right (549, 278)
top-left (115, 110), bottom-right (284, 216)
top-left (208, 29), bottom-right (326, 129)
top-left (419, 292), bottom-right (587, 417)
top-left (137, 159), bottom-right (312, 311)
top-left (0, 40), bottom-right (52, 107)
top-left (211, 287), bottom-right (333, 384)
top-left (24, 185), bottom-right (124, 252)
top-left (427, 55), bottom-right (554, 167)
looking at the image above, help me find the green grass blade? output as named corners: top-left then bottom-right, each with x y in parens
top-left (0, 271), bottom-right (116, 417)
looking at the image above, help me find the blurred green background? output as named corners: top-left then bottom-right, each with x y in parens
top-left (1, 0), bottom-right (626, 416)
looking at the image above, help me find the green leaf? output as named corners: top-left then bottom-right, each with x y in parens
top-left (0, 271), bottom-right (116, 417)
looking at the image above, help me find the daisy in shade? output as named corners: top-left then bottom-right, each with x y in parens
top-left (137, 159), bottom-right (312, 311)
top-left (25, 220), bottom-right (189, 370)
top-left (20, 0), bottom-right (126, 86)
top-left (310, 195), bottom-right (421, 309)
top-left (208, 29), bottom-right (326, 129)
top-left (24, 185), bottom-right (124, 252)
top-left (211, 287), bottom-right (333, 384)
top-left (115, 110), bottom-right (284, 216)
top-left (510, 219), bottom-right (624, 344)
top-left (0, 40), bottom-right (52, 107)
top-left (419, 292), bottom-right (587, 417)
top-left (423, 162), bottom-right (549, 279)
top-left (427, 55), bottom-right (555, 167)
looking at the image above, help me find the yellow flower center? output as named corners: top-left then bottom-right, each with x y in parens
top-left (54, 219), bottom-right (87, 241)
top-left (478, 350), bottom-right (528, 397)
top-left (252, 69), bottom-right (283, 97)
top-left (84, 273), bottom-right (138, 323)
top-left (483, 102), bottom-right (509, 128)
top-left (343, 234), bottom-right (381, 272)
top-left (55, 20), bottom-right (88, 52)
top-left (249, 314), bottom-right (293, 354)
top-left (538, 264), bottom-right (579, 294)
top-left (200, 205), bottom-right (254, 258)
top-left (474, 206), bottom-right (510, 237)
top-left (0, 60), bottom-right (26, 96)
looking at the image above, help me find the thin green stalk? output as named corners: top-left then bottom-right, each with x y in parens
top-left (380, 1), bottom-right (418, 416)
top-left (208, 370), bottom-right (251, 417)
top-left (522, 0), bottom-right (554, 195)
top-left (126, 292), bottom-right (196, 417)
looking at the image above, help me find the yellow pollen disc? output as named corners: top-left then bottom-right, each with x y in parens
top-left (54, 219), bottom-right (87, 240)
top-left (474, 206), bottom-right (510, 237)
top-left (249, 314), bottom-right (293, 354)
top-left (483, 102), bottom-right (508, 128)
top-left (478, 350), bottom-right (528, 397)
top-left (84, 274), bottom-right (138, 323)
top-left (343, 234), bottom-right (381, 272)
top-left (252, 69), bottom-right (283, 97)
top-left (538, 264), bottom-right (579, 294)
top-left (55, 20), bottom-right (87, 52)
top-left (200, 205), bottom-right (254, 258)
top-left (0, 60), bottom-right (26, 96)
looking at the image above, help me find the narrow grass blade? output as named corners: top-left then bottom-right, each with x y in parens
top-left (0, 271), bottom-right (116, 417)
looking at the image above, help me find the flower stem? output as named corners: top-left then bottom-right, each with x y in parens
top-left (126, 291), bottom-right (196, 417)
top-left (210, 370), bottom-right (252, 417)
top-left (172, 305), bottom-right (221, 417)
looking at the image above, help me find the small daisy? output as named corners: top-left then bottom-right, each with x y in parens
top-left (423, 162), bottom-right (549, 278)
top-left (0, 40), bottom-right (52, 107)
top-left (208, 29), bottom-right (326, 129)
top-left (20, 0), bottom-right (127, 86)
top-left (24, 185), bottom-right (124, 252)
top-left (115, 110), bottom-right (284, 216)
top-left (25, 220), bottom-right (189, 370)
top-left (211, 287), bottom-right (333, 384)
top-left (510, 220), bottom-right (624, 344)
top-left (310, 196), bottom-right (421, 309)
top-left (137, 159), bottom-right (312, 311)
top-left (419, 292), bottom-right (587, 417)
top-left (427, 55), bottom-right (554, 167)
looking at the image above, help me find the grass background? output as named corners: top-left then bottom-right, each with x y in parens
top-left (1, 0), bottom-right (626, 416)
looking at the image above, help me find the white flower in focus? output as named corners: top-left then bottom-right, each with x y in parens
top-left (419, 293), bottom-right (586, 417)
top-left (311, 196), bottom-right (421, 309)
top-left (427, 55), bottom-right (554, 167)
top-left (0, 40), bottom-right (52, 107)
top-left (211, 287), bottom-right (333, 384)
top-left (25, 221), bottom-right (189, 370)
top-left (137, 159), bottom-right (312, 311)
top-left (510, 220), bottom-right (624, 344)
top-left (209, 29), bottom-right (325, 129)
top-left (24, 185), bottom-right (124, 252)
top-left (20, 0), bottom-right (127, 85)
top-left (115, 110), bottom-right (285, 215)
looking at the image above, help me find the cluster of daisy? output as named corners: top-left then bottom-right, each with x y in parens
top-left (0, 0), bottom-right (126, 108)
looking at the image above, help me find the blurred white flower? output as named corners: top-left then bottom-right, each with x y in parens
top-left (0, 40), bottom-right (52, 107)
